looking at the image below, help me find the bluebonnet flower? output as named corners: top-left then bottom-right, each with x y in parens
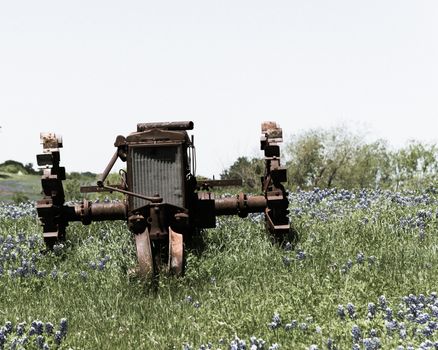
top-left (59, 318), bottom-right (68, 337)
top-left (22, 334), bottom-right (34, 348)
top-left (36, 270), bottom-right (46, 278)
top-left (268, 344), bottom-right (279, 350)
top-left (363, 337), bottom-right (380, 350)
top-left (406, 313), bottom-right (415, 322)
top-left (284, 323), bottom-right (294, 331)
top-left (407, 294), bottom-right (417, 305)
top-left (337, 305), bottom-right (346, 320)
top-left (284, 242), bottom-right (292, 251)
top-left (185, 296), bottom-right (193, 303)
top-left (43, 343), bottom-right (50, 350)
top-left (327, 338), bottom-right (334, 350)
top-left (14, 267), bottom-right (25, 278)
top-left (269, 313), bottom-right (281, 330)
top-left (17, 232), bottom-right (25, 242)
top-left (368, 256), bottom-right (376, 266)
top-left (347, 303), bottom-right (356, 319)
top-left (97, 259), bottom-right (106, 270)
top-left (417, 313), bottom-right (431, 324)
top-left (296, 250), bottom-right (306, 261)
top-left (284, 320), bottom-right (297, 331)
top-left (53, 243), bottom-right (64, 255)
top-left (397, 309), bottom-right (405, 320)
top-left (423, 326), bottom-right (433, 337)
top-left (54, 331), bottom-right (62, 345)
top-left (378, 295), bottom-right (387, 310)
top-left (28, 326), bottom-right (37, 336)
top-left (36, 335), bottom-right (45, 349)
top-left (309, 345), bottom-right (318, 350)
top-left (79, 271), bottom-right (88, 280)
top-left (193, 301), bottom-right (201, 309)
top-left (16, 322), bottom-right (25, 336)
top-left (10, 337), bottom-right (19, 349)
top-left (31, 320), bottom-right (44, 335)
top-left (385, 320), bottom-right (398, 334)
top-left (430, 305), bottom-right (438, 318)
top-left (384, 307), bottom-right (393, 321)
top-left (351, 324), bottom-right (361, 343)
top-left (419, 340), bottom-right (434, 349)
top-left (45, 322), bottom-right (54, 335)
top-left (399, 326), bottom-right (407, 339)
top-left (352, 344), bottom-right (360, 350)
top-left (250, 337), bottom-right (265, 349)
top-left (356, 252), bottom-right (365, 264)
top-left (408, 303), bottom-right (419, 317)
top-left (0, 329), bottom-right (5, 347)
top-left (367, 303), bottom-right (376, 319)
top-left (369, 329), bottom-right (378, 337)
top-left (229, 337), bottom-right (246, 350)
top-left (282, 256), bottom-right (291, 267)
top-left (4, 321), bottom-right (12, 334)
top-left (300, 323), bottom-right (308, 331)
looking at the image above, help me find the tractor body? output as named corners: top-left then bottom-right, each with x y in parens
top-left (36, 121), bottom-right (290, 278)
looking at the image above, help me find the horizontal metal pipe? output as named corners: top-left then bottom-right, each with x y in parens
top-left (214, 195), bottom-right (266, 216)
top-left (137, 121), bottom-right (194, 132)
top-left (63, 202), bottom-right (127, 222)
top-left (90, 202), bottom-right (127, 221)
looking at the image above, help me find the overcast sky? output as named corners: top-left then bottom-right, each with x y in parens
top-left (1, 1), bottom-right (437, 177)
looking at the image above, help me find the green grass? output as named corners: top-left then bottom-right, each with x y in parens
top-left (0, 172), bottom-right (41, 202)
top-left (1, 189), bottom-right (438, 349)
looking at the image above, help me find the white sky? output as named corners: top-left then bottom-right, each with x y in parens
top-left (0, 0), bottom-right (437, 177)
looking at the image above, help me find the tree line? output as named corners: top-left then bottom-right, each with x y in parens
top-left (221, 127), bottom-right (438, 191)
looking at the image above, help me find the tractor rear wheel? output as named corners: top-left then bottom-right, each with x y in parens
top-left (134, 228), bottom-right (154, 279)
top-left (168, 227), bottom-right (184, 276)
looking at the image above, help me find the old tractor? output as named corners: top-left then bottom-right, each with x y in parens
top-left (36, 121), bottom-right (290, 278)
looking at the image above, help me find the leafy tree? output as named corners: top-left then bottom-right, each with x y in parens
top-left (286, 127), bottom-right (360, 189)
top-left (24, 163), bottom-right (39, 175)
top-left (391, 142), bottom-right (438, 190)
top-left (0, 160), bottom-right (29, 174)
top-left (338, 140), bottom-right (392, 189)
top-left (219, 127), bottom-right (438, 191)
top-left (220, 156), bottom-right (264, 191)
top-left (285, 130), bottom-right (325, 188)
top-left (64, 178), bottom-right (82, 201)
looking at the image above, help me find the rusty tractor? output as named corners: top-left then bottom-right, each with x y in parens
top-left (36, 121), bottom-right (290, 278)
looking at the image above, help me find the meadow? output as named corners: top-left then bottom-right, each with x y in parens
top-left (1, 188), bottom-right (438, 349)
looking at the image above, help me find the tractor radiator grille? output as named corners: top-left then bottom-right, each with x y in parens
top-left (130, 145), bottom-right (184, 209)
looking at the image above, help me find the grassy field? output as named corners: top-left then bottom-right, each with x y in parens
top-left (1, 188), bottom-right (438, 349)
top-left (0, 173), bottom-right (41, 202)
